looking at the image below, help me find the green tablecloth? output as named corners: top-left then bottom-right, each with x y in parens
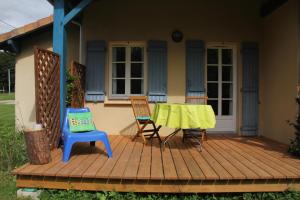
top-left (151, 103), bottom-right (216, 129)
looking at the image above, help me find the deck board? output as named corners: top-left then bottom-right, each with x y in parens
top-left (227, 136), bottom-right (300, 175)
top-left (197, 141), bottom-right (232, 179)
top-left (223, 138), bottom-right (291, 178)
top-left (82, 136), bottom-right (121, 178)
top-left (41, 144), bottom-right (84, 176)
top-left (95, 137), bottom-right (129, 178)
top-left (211, 137), bottom-right (269, 179)
top-left (174, 138), bottom-right (205, 180)
top-left (169, 140), bottom-right (191, 180)
top-left (224, 136), bottom-right (299, 178)
top-left (204, 140), bottom-right (246, 179)
top-left (123, 141), bottom-right (144, 179)
top-left (70, 136), bottom-right (118, 178)
top-left (206, 139), bottom-right (258, 179)
top-left (13, 135), bottom-right (300, 193)
top-left (161, 142), bottom-right (178, 180)
top-left (68, 137), bottom-right (113, 178)
top-left (185, 141), bottom-right (219, 180)
top-left (136, 141), bottom-right (151, 179)
top-left (151, 140), bottom-right (164, 180)
top-left (56, 146), bottom-right (92, 177)
top-left (16, 149), bottom-right (61, 175)
top-left (29, 151), bottom-right (62, 176)
top-left (110, 139), bottom-right (136, 179)
top-left (220, 136), bottom-right (285, 178)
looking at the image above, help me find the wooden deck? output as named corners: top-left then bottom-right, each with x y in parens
top-left (13, 135), bottom-right (300, 193)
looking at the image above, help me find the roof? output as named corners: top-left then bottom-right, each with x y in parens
top-left (0, 15), bottom-right (53, 43)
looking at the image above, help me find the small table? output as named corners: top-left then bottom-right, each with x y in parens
top-left (151, 103), bottom-right (216, 149)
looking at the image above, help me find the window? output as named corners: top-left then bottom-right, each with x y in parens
top-left (109, 43), bottom-right (146, 98)
top-left (206, 47), bottom-right (234, 117)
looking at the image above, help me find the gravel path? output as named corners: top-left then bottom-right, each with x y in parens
top-left (0, 100), bottom-right (15, 105)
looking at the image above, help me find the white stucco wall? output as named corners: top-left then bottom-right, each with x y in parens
top-left (260, 0), bottom-right (299, 144)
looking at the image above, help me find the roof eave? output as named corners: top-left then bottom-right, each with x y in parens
top-left (0, 15), bottom-right (53, 44)
top-left (47, 0), bottom-right (54, 5)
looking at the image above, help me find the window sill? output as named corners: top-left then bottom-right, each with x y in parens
top-left (104, 100), bottom-right (131, 106)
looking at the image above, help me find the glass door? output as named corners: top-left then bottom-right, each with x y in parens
top-left (206, 46), bottom-right (236, 132)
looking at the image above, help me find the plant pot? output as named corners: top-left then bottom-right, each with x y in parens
top-left (24, 129), bottom-right (52, 165)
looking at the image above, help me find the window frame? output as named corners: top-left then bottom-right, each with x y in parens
top-left (108, 41), bottom-right (147, 99)
top-left (205, 42), bottom-right (237, 133)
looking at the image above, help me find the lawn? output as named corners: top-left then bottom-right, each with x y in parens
top-left (0, 96), bottom-right (28, 200)
top-left (0, 103), bottom-right (24, 200)
top-left (0, 97), bottom-right (300, 199)
top-left (0, 92), bottom-right (15, 101)
top-left (0, 103), bottom-right (15, 130)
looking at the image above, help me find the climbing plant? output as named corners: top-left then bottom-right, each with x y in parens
top-left (66, 69), bottom-right (75, 107)
top-left (65, 61), bottom-right (85, 108)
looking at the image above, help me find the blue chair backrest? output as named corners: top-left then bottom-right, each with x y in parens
top-left (62, 107), bottom-right (91, 136)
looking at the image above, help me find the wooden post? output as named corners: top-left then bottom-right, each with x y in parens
top-left (53, 0), bottom-right (93, 127)
top-left (53, 0), bottom-right (66, 127)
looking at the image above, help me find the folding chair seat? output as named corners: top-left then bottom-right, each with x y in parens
top-left (130, 96), bottom-right (162, 144)
top-left (183, 96), bottom-right (208, 148)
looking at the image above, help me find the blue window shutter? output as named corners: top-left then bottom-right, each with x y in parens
top-left (241, 42), bottom-right (259, 136)
top-left (186, 40), bottom-right (205, 96)
top-left (147, 41), bottom-right (167, 102)
top-left (85, 41), bottom-right (106, 102)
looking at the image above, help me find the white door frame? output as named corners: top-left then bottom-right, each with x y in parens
top-left (206, 43), bottom-right (237, 133)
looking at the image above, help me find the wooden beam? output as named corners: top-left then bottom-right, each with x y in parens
top-left (16, 176), bottom-right (300, 193)
top-left (7, 39), bottom-right (19, 53)
top-left (260, 0), bottom-right (288, 17)
top-left (63, 0), bottom-right (93, 26)
top-left (53, 0), bottom-right (66, 126)
top-left (53, 0), bottom-right (93, 125)
top-left (297, 1), bottom-right (300, 86)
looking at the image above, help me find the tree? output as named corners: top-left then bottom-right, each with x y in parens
top-left (0, 51), bottom-right (15, 92)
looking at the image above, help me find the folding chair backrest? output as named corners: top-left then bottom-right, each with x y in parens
top-left (130, 96), bottom-right (151, 120)
top-left (185, 96), bottom-right (208, 105)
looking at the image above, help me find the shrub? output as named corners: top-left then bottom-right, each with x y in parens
top-left (0, 128), bottom-right (27, 172)
top-left (288, 96), bottom-right (300, 156)
top-left (39, 190), bottom-right (300, 200)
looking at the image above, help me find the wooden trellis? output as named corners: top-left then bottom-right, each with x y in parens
top-left (34, 47), bottom-right (60, 150)
top-left (70, 61), bottom-right (85, 108)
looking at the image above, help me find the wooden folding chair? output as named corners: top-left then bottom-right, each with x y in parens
top-left (130, 96), bottom-right (162, 144)
top-left (183, 96), bottom-right (208, 148)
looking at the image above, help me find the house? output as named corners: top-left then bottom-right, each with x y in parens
top-left (0, 0), bottom-right (298, 144)
top-left (1, 0), bottom-right (300, 193)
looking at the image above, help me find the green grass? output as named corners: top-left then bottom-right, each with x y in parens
top-left (0, 104), bottom-right (26, 172)
top-left (0, 93), bottom-right (15, 101)
top-left (0, 172), bottom-right (19, 200)
top-left (0, 103), bottom-right (27, 200)
top-left (0, 104), bottom-right (15, 130)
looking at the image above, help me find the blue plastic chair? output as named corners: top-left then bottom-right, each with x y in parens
top-left (62, 107), bottom-right (112, 162)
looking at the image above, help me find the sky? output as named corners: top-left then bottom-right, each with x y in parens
top-left (0, 0), bottom-right (53, 34)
